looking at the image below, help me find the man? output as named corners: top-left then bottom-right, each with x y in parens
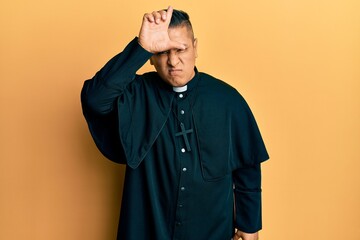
top-left (81, 6), bottom-right (269, 240)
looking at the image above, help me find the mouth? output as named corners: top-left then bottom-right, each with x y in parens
top-left (169, 69), bottom-right (182, 75)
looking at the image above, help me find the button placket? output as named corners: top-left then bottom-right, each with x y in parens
top-left (173, 91), bottom-right (193, 240)
top-left (178, 97), bottom-right (187, 154)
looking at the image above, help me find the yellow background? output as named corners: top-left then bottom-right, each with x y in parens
top-left (1, 0), bottom-right (359, 239)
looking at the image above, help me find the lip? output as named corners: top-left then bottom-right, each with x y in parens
top-left (169, 69), bottom-right (182, 72)
top-left (169, 69), bottom-right (182, 75)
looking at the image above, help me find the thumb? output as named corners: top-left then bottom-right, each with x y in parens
top-left (168, 40), bottom-right (186, 51)
top-left (165, 6), bottom-right (174, 24)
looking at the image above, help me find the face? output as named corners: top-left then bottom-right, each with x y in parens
top-left (150, 26), bottom-right (198, 87)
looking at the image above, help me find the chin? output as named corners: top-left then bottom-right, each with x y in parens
top-left (160, 73), bottom-right (189, 87)
top-left (172, 78), bottom-right (191, 87)
top-left (171, 81), bottom-right (188, 87)
top-left (163, 78), bottom-right (183, 87)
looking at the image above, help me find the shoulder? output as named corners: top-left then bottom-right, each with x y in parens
top-left (142, 71), bottom-right (158, 79)
top-left (129, 71), bottom-right (172, 94)
top-left (198, 72), bottom-right (245, 104)
top-left (138, 71), bottom-right (169, 88)
top-left (133, 71), bottom-right (158, 84)
top-left (130, 71), bottom-right (162, 88)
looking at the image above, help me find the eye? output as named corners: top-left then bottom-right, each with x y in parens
top-left (177, 48), bottom-right (187, 53)
top-left (156, 50), bottom-right (169, 56)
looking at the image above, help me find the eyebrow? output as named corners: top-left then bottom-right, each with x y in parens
top-left (156, 45), bottom-right (189, 54)
top-left (176, 44), bottom-right (189, 50)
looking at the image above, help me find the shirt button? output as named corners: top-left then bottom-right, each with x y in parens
top-left (176, 222), bottom-right (182, 226)
top-left (182, 167), bottom-right (187, 172)
top-left (180, 187), bottom-right (185, 191)
top-left (181, 148), bottom-right (186, 153)
top-left (179, 94), bottom-right (184, 98)
top-left (178, 204), bottom-right (183, 208)
top-left (180, 110), bottom-right (185, 114)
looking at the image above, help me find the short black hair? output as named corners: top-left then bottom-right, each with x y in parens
top-left (169, 9), bottom-right (192, 28)
top-left (169, 9), bottom-right (194, 38)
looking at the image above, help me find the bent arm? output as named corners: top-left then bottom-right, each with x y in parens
top-left (81, 38), bottom-right (152, 115)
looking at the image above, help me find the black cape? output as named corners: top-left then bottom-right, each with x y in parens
top-left (81, 38), bottom-right (269, 239)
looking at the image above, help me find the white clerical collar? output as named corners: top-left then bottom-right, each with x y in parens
top-left (172, 85), bottom-right (188, 93)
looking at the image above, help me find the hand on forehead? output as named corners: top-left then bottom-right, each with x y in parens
top-left (139, 6), bottom-right (186, 54)
top-left (143, 6), bottom-right (173, 25)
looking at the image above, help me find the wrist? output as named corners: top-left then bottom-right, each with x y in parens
top-left (137, 38), bottom-right (153, 53)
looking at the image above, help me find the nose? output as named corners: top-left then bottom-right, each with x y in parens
top-left (167, 51), bottom-right (180, 67)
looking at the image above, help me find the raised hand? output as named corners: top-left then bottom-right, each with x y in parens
top-left (138, 6), bottom-right (186, 53)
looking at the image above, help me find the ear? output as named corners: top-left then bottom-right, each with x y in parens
top-left (193, 38), bottom-right (198, 58)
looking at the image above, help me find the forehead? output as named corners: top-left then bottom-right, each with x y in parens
top-left (168, 26), bottom-right (194, 42)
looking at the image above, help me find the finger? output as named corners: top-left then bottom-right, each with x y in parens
top-left (160, 10), bottom-right (167, 21)
top-left (152, 11), bottom-right (162, 24)
top-left (165, 6), bottom-right (173, 24)
top-left (144, 13), bottom-right (155, 23)
top-left (234, 231), bottom-right (242, 240)
top-left (169, 40), bottom-right (186, 50)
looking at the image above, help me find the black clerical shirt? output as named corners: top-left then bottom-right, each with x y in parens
top-left (81, 38), bottom-right (269, 240)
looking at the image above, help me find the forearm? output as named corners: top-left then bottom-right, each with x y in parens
top-left (233, 164), bottom-right (263, 233)
top-left (81, 37), bottom-right (152, 114)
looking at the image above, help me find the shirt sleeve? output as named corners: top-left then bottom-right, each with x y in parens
top-left (233, 163), bottom-right (263, 233)
top-left (80, 37), bottom-right (153, 163)
top-left (81, 37), bottom-right (153, 115)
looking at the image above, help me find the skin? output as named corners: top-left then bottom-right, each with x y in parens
top-left (234, 231), bottom-right (259, 240)
top-left (138, 6), bottom-right (259, 240)
top-left (150, 26), bottom-right (198, 87)
top-left (139, 6), bottom-right (197, 87)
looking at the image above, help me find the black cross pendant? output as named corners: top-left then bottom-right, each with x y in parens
top-left (175, 122), bottom-right (193, 151)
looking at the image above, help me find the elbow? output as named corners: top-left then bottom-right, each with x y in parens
top-left (81, 81), bottom-right (114, 115)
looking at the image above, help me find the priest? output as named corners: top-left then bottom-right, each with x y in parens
top-left (81, 6), bottom-right (269, 240)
